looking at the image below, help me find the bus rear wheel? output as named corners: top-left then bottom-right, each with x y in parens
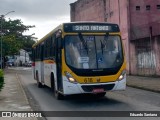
top-left (36, 72), bottom-right (42, 88)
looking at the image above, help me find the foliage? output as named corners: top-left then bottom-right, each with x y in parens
top-left (0, 69), bottom-right (4, 91)
top-left (0, 18), bottom-right (36, 56)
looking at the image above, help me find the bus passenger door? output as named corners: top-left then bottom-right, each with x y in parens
top-left (40, 44), bottom-right (44, 84)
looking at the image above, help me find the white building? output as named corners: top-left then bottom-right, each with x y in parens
top-left (14, 49), bottom-right (30, 66)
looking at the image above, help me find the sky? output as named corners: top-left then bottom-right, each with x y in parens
top-left (0, 0), bottom-right (77, 40)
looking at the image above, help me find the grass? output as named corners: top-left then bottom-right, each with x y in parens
top-left (0, 69), bottom-right (4, 91)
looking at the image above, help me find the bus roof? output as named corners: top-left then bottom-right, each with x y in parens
top-left (32, 23), bottom-right (63, 48)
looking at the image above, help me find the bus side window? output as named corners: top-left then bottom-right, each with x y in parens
top-left (40, 43), bottom-right (44, 61)
top-left (31, 48), bottom-right (35, 61)
top-left (51, 35), bottom-right (56, 58)
top-left (48, 37), bottom-right (52, 58)
top-left (49, 37), bottom-right (52, 57)
top-left (35, 45), bottom-right (38, 60)
top-left (46, 39), bottom-right (49, 58)
top-left (38, 45), bottom-right (41, 60)
top-left (44, 41), bottom-right (47, 59)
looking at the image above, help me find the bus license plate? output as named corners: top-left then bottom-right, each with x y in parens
top-left (92, 88), bottom-right (104, 93)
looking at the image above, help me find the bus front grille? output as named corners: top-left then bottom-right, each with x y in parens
top-left (81, 84), bottom-right (115, 92)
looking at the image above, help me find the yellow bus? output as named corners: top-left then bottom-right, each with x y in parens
top-left (32, 22), bottom-right (126, 100)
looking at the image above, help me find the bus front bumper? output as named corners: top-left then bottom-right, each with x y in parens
top-left (62, 76), bottom-right (126, 95)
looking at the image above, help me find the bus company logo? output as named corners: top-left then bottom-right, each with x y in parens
top-left (96, 78), bottom-right (101, 82)
top-left (2, 112), bottom-right (12, 117)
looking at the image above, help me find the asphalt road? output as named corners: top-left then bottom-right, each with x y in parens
top-left (13, 67), bottom-right (160, 120)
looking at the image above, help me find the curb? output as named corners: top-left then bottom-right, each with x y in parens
top-left (127, 84), bottom-right (160, 94)
top-left (16, 73), bottom-right (29, 105)
top-left (16, 73), bottom-right (39, 120)
top-left (16, 73), bottom-right (46, 120)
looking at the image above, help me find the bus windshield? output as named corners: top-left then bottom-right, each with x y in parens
top-left (64, 35), bottom-right (123, 70)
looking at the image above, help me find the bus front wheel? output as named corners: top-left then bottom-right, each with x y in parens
top-left (51, 73), bottom-right (64, 100)
top-left (54, 88), bottom-right (64, 100)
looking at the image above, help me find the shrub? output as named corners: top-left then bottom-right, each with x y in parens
top-left (0, 69), bottom-right (4, 91)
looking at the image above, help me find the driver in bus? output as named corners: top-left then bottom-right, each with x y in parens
top-left (65, 41), bottom-right (81, 68)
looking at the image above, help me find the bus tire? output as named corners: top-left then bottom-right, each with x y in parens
top-left (36, 72), bottom-right (42, 88)
top-left (51, 73), bottom-right (64, 100)
top-left (51, 73), bottom-right (55, 91)
top-left (54, 88), bottom-right (64, 100)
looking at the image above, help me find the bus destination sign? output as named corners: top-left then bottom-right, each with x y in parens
top-left (64, 23), bottom-right (120, 33)
top-left (73, 25), bottom-right (111, 31)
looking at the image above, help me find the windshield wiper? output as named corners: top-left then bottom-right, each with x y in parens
top-left (105, 32), bottom-right (109, 41)
top-left (100, 40), bottom-right (104, 55)
top-left (103, 32), bottom-right (109, 47)
top-left (78, 33), bottom-right (88, 54)
top-left (100, 33), bottom-right (109, 55)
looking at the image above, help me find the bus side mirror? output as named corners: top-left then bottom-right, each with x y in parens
top-left (56, 29), bottom-right (63, 49)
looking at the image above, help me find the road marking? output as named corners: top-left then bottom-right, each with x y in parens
top-left (23, 68), bottom-right (32, 70)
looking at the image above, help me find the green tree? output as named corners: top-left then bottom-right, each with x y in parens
top-left (1, 18), bottom-right (36, 56)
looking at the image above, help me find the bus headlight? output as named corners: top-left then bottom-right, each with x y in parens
top-left (65, 71), bottom-right (77, 83)
top-left (118, 70), bottom-right (126, 81)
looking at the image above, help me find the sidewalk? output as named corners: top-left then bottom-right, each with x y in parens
top-left (0, 69), bottom-right (38, 120)
top-left (127, 75), bottom-right (160, 93)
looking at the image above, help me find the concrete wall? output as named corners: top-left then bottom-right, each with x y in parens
top-left (70, 0), bottom-right (105, 22)
top-left (70, 0), bottom-right (160, 76)
top-left (129, 0), bottom-right (160, 40)
top-left (105, 0), bottom-right (130, 72)
top-left (129, 0), bottom-right (160, 75)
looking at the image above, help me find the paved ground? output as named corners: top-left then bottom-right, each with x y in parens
top-left (0, 67), bottom-right (160, 119)
top-left (0, 69), bottom-right (38, 120)
top-left (127, 76), bottom-right (160, 93)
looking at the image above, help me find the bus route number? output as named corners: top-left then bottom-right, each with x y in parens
top-left (84, 78), bottom-right (93, 83)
